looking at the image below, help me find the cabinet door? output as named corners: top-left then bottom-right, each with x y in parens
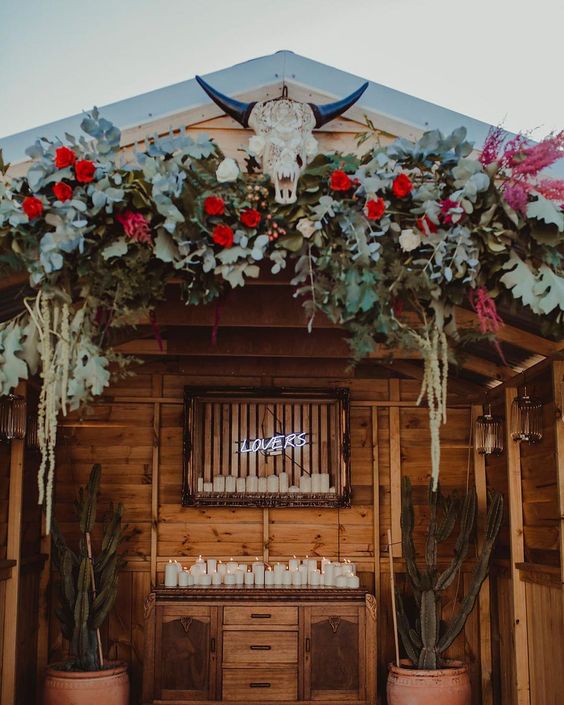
top-left (155, 605), bottom-right (219, 701)
top-left (302, 605), bottom-right (365, 701)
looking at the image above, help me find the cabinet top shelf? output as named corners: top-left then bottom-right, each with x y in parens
top-left (152, 585), bottom-right (370, 602)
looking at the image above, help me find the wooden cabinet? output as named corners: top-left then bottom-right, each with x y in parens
top-left (143, 588), bottom-right (376, 705)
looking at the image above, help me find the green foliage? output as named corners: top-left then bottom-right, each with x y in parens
top-left (51, 464), bottom-right (125, 671)
top-left (397, 476), bottom-right (503, 670)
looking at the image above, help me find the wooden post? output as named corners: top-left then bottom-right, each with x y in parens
top-left (387, 529), bottom-right (400, 667)
top-left (370, 407), bottom-right (380, 699)
top-left (389, 379), bottom-right (402, 558)
top-left (150, 375), bottom-right (162, 587)
top-left (35, 512), bottom-right (52, 703)
top-left (504, 387), bottom-right (530, 705)
top-left (1, 381), bottom-right (26, 705)
top-left (472, 404), bottom-right (493, 705)
top-left (551, 361), bottom-right (564, 584)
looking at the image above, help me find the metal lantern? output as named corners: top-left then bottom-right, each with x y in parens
top-left (475, 405), bottom-right (504, 455)
top-left (0, 394), bottom-right (27, 441)
top-left (510, 387), bottom-right (543, 443)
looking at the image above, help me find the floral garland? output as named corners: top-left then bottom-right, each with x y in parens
top-left (0, 110), bottom-right (563, 527)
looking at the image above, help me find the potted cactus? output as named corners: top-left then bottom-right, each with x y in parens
top-left (387, 476), bottom-right (503, 705)
top-left (43, 463), bottom-right (130, 705)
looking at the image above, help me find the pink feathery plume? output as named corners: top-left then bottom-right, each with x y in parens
top-left (149, 310), bottom-right (164, 352)
top-left (116, 210), bottom-right (152, 244)
top-left (509, 131), bottom-right (564, 177)
top-left (502, 182), bottom-right (531, 213)
top-left (480, 125), bottom-right (506, 166)
top-left (469, 287), bottom-right (507, 364)
top-left (534, 178), bottom-right (564, 202)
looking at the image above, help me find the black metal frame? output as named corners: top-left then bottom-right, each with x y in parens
top-left (182, 386), bottom-right (351, 508)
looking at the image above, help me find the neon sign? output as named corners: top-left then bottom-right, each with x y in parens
top-left (239, 432), bottom-right (308, 455)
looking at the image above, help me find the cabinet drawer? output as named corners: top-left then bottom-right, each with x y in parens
top-left (223, 605), bottom-right (298, 626)
top-left (222, 667), bottom-right (297, 701)
top-left (223, 631), bottom-right (297, 664)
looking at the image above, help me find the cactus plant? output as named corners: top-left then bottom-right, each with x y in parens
top-left (396, 476), bottom-right (503, 670)
top-left (51, 463), bottom-right (126, 671)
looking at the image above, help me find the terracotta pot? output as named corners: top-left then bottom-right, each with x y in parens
top-left (387, 659), bottom-right (471, 705)
top-left (43, 661), bottom-right (129, 705)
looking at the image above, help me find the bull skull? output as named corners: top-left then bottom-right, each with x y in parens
top-left (196, 76), bottom-right (368, 204)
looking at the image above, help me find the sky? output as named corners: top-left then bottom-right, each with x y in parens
top-left (0, 0), bottom-right (562, 140)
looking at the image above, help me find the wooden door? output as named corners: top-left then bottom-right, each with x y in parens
top-left (302, 604), bottom-right (365, 701)
top-left (155, 604), bottom-right (219, 701)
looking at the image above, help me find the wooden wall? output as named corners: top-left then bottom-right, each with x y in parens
top-left (47, 354), bottom-right (489, 704)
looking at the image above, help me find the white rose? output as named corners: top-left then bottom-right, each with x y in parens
top-left (248, 135), bottom-right (266, 157)
top-left (216, 158), bottom-right (239, 183)
top-left (399, 228), bottom-right (422, 252)
top-left (304, 135), bottom-right (318, 159)
top-left (296, 218), bottom-right (318, 239)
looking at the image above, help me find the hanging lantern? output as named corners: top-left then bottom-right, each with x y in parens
top-left (0, 394), bottom-right (27, 441)
top-left (475, 405), bottom-right (504, 455)
top-left (510, 387), bottom-right (543, 443)
top-left (26, 412), bottom-right (40, 450)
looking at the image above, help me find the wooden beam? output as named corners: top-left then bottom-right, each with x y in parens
top-left (551, 361), bottom-right (564, 584)
top-left (389, 379), bottom-right (402, 558)
top-left (1, 381), bottom-right (26, 705)
top-left (35, 512), bottom-right (52, 704)
top-left (370, 407), bottom-right (380, 700)
top-left (504, 387), bottom-right (530, 705)
top-left (150, 375), bottom-right (162, 587)
top-left (472, 404), bottom-right (493, 705)
top-left (457, 354), bottom-right (515, 383)
top-left (377, 359), bottom-right (483, 399)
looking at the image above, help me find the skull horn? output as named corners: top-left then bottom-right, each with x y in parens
top-left (310, 82), bottom-right (369, 128)
top-left (195, 75), bottom-right (256, 127)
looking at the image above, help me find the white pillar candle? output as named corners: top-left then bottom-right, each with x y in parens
top-left (197, 477), bottom-right (204, 492)
top-left (217, 561), bottom-right (227, 576)
top-left (320, 473), bottom-right (330, 492)
top-left (211, 571), bottom-right (222, 586)
top-left (213, 475), bottom-right (225, 493)
top-left (299, 475), bottom-right (312, 493)
top-left (207, 558), bottom-right (217, 574)
top-left (252, 558), bottom-right (264, 573)
top-left (288, 556), bottom-right (300, 572)
top-left (246, 475), bottom-right (258, 493)
top-left (244, 570), bottom-right (255, 586)
top-left (195, 555), bottom-right (206, 569)
top-left (282, 570), bottom-right (292, 586)
top-left (288, 486), bottom-right (300, 493)
top-left (235, 569), bottom-right (244, 586)
top-left (278, 472), bottom-right (289, 493)
top-left (309, 569), bottom-right (321, 587)
top-left (346, 574), bottom-right (360, 588)
top-left (224, 572), bottom-right (236, 586)
top-left (305, 557), bottom-right (317, 572)
top-left (321, 557), bottom-right (331, 572)
top-left (236, 477), bottom-right (246, 493)
top-left (258, 477), bottom-right (267, 493)
top-left (264, 568), bottom-right (274, 586)
top-left (323, 564), bottom-right (335, 586)
top-left (267, 475), bottom-right (279, 493)
top-left (254, 564), bottom-right (265, 586)
top-left (299, 565), bottom-right (308, 584)
top-left (273, 563), bottom-right (284, 579)
top-left (329, 486), bottom-right (336, 494)
top-left (335, 575), bottom-right (348, 588)
top-left (226, 559), bottom-right (238, 573)
top-left (225, 475), bottom-right (236, 493)
top-left (291, 569), bottom-right (302, 587)
top-left (311, 473), bottom-right (322, 493)
top-left (203, 481), bottom-right (213, 492)
top-left (238, 563), bottom-right (248, 572)
top-left (164, 561), bottom-right (178, 587)
top-left (199, 573), bottom-right (212, 587)
top-left (178, 570), bottom-right (190, 587)
top-left (332, 562), bottom-right (342, 577)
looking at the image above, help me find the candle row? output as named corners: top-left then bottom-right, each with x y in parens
top-left (197, 473), bottom-right (334, 494)
top-left (164, 556), bottom-right (359, 589)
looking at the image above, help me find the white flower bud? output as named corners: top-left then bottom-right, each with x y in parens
top-left (216, 158), bottom-right (239, 183)
top-left (399, 228), bottom-right (422, 252)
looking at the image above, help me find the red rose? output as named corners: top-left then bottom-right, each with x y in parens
top-left (204, 196), bottom-right (225, 216)
top-left (416, 214), bottom-right (438, 234)
top-left (54, 146), bottom-right (77, 169)
top-left (329, 170), bottom-right (353, 191)
top-left (240, 208), bottom-right (261, 228)
top-left (22, 196), bottom-right (43, 220)
top-left (365, 197), bottom-right (385, 221)
top-left (212, 224), bottom-right (234, 248)
top-left (392, 173), bottom-right (413, 198)
top-left (52, 182), bottom-right (73, 203)
top-left (75, 159), bottom-right (96, 183)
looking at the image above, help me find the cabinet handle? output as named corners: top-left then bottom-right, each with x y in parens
top-left (250, 645), bottom-right (272, 650)
top-left (250, 613), bottom-right (271, 619)
top-left (250, 682), bottom-right (271, 688)
top-left (210, 637), bottom-right (216, 653)
top-left (305, 637), bottom-right (311, 653)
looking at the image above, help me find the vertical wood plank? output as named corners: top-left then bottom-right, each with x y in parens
top-left (504, 387), bottom-right (530, 705)
top-left (1, 381), bottom-right (26, 705)
top-left (370, 407), bottom-right (380, 702)
top-left (472, 404), bottom-right (493, 705)
top-left (150, 375), bottom-right (162, 586)
top-left (551, 361), bottom-right (564, 584)
top-left (35, 514), bottom-right (51, 704)
top-left (389, 379), bottom-right (402, 557)
top-left (263, 508), bottom-right (270, 564)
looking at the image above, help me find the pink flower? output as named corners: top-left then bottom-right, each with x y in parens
top-left (535, 179), bottom-right (564, 202)
top-left (116, 210), bottom-right (152, 244)
top-left (480, 125), bottom-right (506, 166)
top-left (439, 198), bottom-right (461, 225)
top-left (468, 287), bottom-right (507, 363)
top-left (502, 182), bottom-right (530, 213)
top-left (509, 131), bottom-right (564, 177)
